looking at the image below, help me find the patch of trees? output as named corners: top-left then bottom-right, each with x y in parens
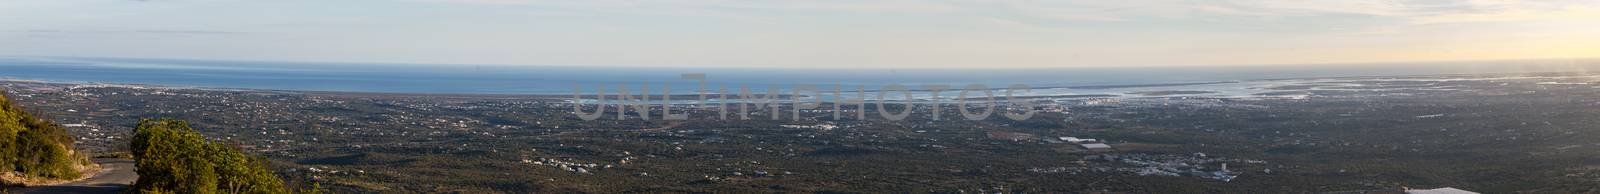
top-left (0, 92), bottom-right (88, 180)
top-left (129, 118), bottom-right (297, 194)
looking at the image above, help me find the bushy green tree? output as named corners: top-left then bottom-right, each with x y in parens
top-left (0, 92), bottom-right (84, 180)
top-left (130, 119), bottom-right (289, 194)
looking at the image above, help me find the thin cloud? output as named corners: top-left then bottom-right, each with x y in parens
top-left (1406, 4), bottom-right (1600, 25)
top-left (417, 0), bottom-right (957, 13)
top-left (9, 30), bottom-right (243, 35)
top-left (5, 30), bottom-right (246, 39)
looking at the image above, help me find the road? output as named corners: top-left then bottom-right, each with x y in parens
top-left (12, 158), bottom-right (137, 194)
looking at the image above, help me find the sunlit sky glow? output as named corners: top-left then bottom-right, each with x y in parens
top-left (3, 0), bottom-right (1598, 68)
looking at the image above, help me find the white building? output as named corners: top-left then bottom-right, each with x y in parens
top-left (1404, 187), bottom-right (1478, 194)
top-left (1081, 143), bottom-right (1112, 150)
top-left (1059, 137), bottom-right (1098, 144)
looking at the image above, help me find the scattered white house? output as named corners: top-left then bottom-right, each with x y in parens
top-left (1081, 143), bottom-right (1112, 150)
top-left (1404, 187), bottom-right (1478, 194)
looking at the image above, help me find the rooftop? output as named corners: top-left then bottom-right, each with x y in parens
top-left (1405, 187), bottom-right (1478, 194)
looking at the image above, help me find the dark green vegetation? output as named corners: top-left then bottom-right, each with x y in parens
top-left (0, 92), bottom-right (88, 182)
top-left (129, 118), bottom-right (291, 194)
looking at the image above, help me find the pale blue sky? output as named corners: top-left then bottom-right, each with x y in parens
top-left (3, 0), bottom-right (1598, 68)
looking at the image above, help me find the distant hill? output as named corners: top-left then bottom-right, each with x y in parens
top-left (0, 92), bottom-right (92, 185)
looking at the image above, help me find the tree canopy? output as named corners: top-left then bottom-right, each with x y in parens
top-left (130, 118), bottom-right (289, 194)
top-left (0, 92), bottom-right (86, 181)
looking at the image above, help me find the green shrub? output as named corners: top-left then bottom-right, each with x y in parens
top-left (130, 119), bottom-right (289, 194)
top-left (0, 92), bottom-right (83, 180)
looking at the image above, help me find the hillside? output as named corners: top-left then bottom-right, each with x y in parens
top-left (0, 92), bottom-right (93, 185)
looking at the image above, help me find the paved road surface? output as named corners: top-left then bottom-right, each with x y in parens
top-left (12, 158), bottom-right (137, 194)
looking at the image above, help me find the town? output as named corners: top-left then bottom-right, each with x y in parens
top-left (3, 72), bottom-right (1599, 193)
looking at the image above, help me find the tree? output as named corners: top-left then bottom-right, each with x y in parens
top-left (130, 119), bottom-right (289, 194)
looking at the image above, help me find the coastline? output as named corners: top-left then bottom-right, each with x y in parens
top-left (7, 70), bottom-right (1600, 102)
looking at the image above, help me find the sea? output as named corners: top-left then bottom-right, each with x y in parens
top-left (1, 56), bottom-right (1596, 100)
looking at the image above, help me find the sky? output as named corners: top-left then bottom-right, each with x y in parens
top-left (2, 0), bottom-right (1598, 68)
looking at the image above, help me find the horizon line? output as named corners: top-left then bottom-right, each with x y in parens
top-left (9, 55), bottom-right (1597, 71)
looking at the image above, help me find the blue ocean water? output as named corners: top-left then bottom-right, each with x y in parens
top-left (0, 56), bottom-right (1594, 95)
